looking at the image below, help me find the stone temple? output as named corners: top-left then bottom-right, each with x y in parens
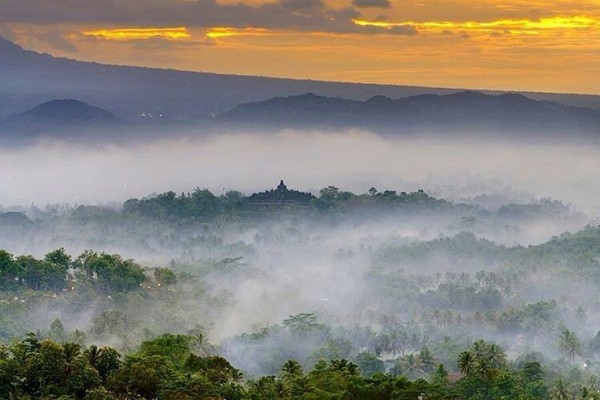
top-left (246, 180), bottom-right (315, 206)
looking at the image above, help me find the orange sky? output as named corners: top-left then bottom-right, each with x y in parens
top-left (1, 0), bottom-right (599, 94)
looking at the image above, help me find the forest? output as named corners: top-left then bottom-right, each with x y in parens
top-left (1, 182), bottom-right (599, 399)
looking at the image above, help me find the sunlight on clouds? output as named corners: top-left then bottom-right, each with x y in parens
top-left (83, 27), bottom-right (191, 40)
top-left (353, 15), bottom-right (599, 34)
top-left (206, 27), bottom-right (274, 39)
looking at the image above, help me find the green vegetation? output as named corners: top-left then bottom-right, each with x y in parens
top-left (0, 183), bottom-right (597, 399)
top-left (3, 333), bottom-right (600, 400)
top-left (121, 185), bottom-right (455, 222)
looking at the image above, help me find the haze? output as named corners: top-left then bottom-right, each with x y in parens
top-left (1, 131), bottom-right (599, 214)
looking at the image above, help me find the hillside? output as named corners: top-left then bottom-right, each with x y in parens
top-left (0, 99), bottom-right (127, 144)
top-left (1, 35), bottom-right (599, 125)
top-left (220, 91), bottom-right (600, 135)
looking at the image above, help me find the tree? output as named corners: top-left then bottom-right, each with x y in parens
top-left (398, 353), bottom-right (424, 380)
top-left (154, 267), bottom-right (177, 286)
top-left (95, 347), bottom-right (121, 384)
top-left (280, 360), bottom-right (303, 380)
top-left (109, 354), bottom-right (176, 399)
top-left (18, 255), bottom-right (67, 291)
top-left (354, 353), bottom-right (384, 377)
top-left (44, 248), bottom-right (72, 269)
top-left (247, 375), bottom-right (285, 400)
top-left (71, 329), bottom-right (87, 346)
top-left (49, 318), bottom-right (68, 342)
top-left (458, 351), bottom-right (475, 376)
top-left (431, 364), bottom-right (450, 385)
top-left (0, 250), bottom-right (20, 289)
top-left (282, 313), bottom-right (323, 335)
top-left (550, 379), bottom-right (571, 400)
top-left (139, 334), bottom-right (192, 367)
top-left (418, 347), bottom-right (437, 373)
top-left (521, 361), bottom-right (544, 382)
top-left (280, 360), bottom-right (307, 399)
top-left (67, 355), bottom-right (102, 397)
top-left (74, 251), bottom-right (145, 293)
top-left (30, 340), bottom-right (69, 397)
top-left (559, 329), bottom-right (581, 362)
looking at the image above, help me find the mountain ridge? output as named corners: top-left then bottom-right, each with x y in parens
top-left (1, 35), bottom-right (599, 125)
top-left (219, 91), bottom-right (600, 135)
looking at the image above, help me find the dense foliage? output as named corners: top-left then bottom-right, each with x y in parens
top-left (0, 184), bottom-right (596, 399)
top-left (3, 333), bottom-right (600, 400)
top-left (121, 185), bottom-right (458, 221)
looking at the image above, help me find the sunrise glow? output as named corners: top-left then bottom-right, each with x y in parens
top-left (83, 27), bottom-right (191, 40)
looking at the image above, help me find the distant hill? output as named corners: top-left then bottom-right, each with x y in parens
top-left (1, 35), bottom-right (599, 125)
top-left (0, 99), bottom-right (127, 144)
top-left (220, 91), bottom-right (600, 135)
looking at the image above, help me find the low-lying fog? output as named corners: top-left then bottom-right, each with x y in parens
top-left (1, 130), bottom-right (599, 214)
top-left (2, 129), bottom-right (600, 377)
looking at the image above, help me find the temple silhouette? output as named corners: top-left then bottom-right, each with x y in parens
top-left (246, 180), bottom-right (315, 207)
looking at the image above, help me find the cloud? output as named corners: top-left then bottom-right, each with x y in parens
top-left (279, 0), bottom-right (325, 13)
top-left (352, 19), bottom-right (419, 35)
top-left (352, 0), bottom-right (392, 9)
top-left (82, 27), bottom-right (191, 41)
top-left (40, 30), bottom-right (78, 52)
top-left (390, 25), bottom-right (418, 35)
top-left (0, 0), bottom-right (412, 36)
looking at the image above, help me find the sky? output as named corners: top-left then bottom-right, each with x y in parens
top-left (0, 0), bottom-right (599, 94)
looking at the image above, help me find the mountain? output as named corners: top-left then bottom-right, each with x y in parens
top-left (220, 91), bottom-right (600, 135)
top-left (10, 99), bottom-right (121, 125)
top-left (1, 35), bottom-right (599, 125)
top-left (0, 99), bottom-right (127, 144)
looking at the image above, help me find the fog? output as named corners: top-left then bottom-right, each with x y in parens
top-left (2, 129), bottom-right (600, 380)
top-left (1, 130), bottom-right (600, 214)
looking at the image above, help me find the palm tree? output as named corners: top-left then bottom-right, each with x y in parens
top-left (487, 343), bottom-right (507, 368)
top-left (558, 329), bottom-right (581, 362)
top-left (281, 360), bottom-right (303, 380)
top-left (419, 347), bottom-right (436, 373)
top-left (330, 359), bottom-right (359, 377)
top-left (63, 342), bottom-right (81, 376)
top-left (189, 333), bottom-right (212, 356)
top-left (388, 331), bottom-right (403, 357)
top-left (84, 345), bottom-right (100, 368)
top-left (549, 379), bottom-right (571, 400)
top-left (400, 353), bottom-right (424, 379)
top-left (70, 329), bottom-right (86, 346)
top-left (458, 351), bottom-right (475, 376)
top-left (473, 357), bottom-right (493, 380)
top-left (471, 339), bottom-right (488, 358)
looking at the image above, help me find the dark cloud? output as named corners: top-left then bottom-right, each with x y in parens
top-left (279, 0), bottom-right (325, 13)
top-left (326, 7), bottom-right (362, 21)
top-left (0, 0), bottom-right (414, 36)
top-left (352, 0), bottom-right (392, 9)
top-left (390, 25), bottom-right (417, 35)
top-left (374, 14), bottom-right (390, 21)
